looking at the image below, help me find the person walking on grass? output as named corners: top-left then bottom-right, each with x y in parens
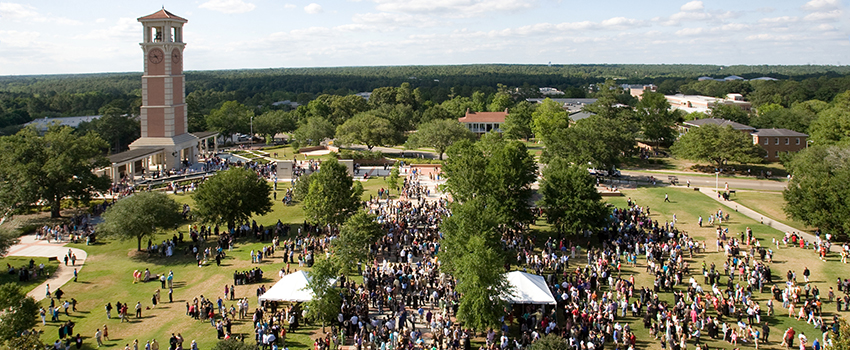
top-left (664, 193), bottom-right (671, 202)
top-left (95, 329), bottom-right (103, 348)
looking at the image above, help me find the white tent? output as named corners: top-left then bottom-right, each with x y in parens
top-left (503, 271), bottom-right (557, 305)
top-left (258, 270), bottom-right (317, 303)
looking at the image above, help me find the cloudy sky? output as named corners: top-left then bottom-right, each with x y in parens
top-left (0, 0), bottom-right (847, 75)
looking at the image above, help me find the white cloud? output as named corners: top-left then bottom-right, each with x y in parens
top-left (95, 18), bottom-right (106, 23)
top-left (373, 0), bottom-right (534, 17)
top-left (680, 1), bottom-right (704, 12)
top-left (815, 24), bottom-right (836, 31)
top-left (353, 12), bottom-right (440, 27)
top-left (804, 9), bottom-right (842, 21)
top-left (675, 27), bottom-right (704, 36)
top-left (284, 4), bottom-right (297, 9)
top-left (199, 0), bottom-right (257, 14)
top-left (759, 16), bottom-right (798, 24)
top-left (0, 29), bottom-right (40, 47)
top-left (0, 2), bottom-right (37, 19)
top-left (76, 17), bottom-right (137, 41)
top-left (802, 0), bottom-right (840, 11)
top-left (305, 3), bottom-right (323, 14)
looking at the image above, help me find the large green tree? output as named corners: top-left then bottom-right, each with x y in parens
top-left (335, 112), bottom-right (400, 150)
top-left (709, 103), bottom-right (750, 125)
top-left (330, 211), bottom-right (382, 274)
top-left (253, 110), bottom-right (296, 144)
top-left (635, 90), bottom-right (676, 147)
top-left (77, 105), bottom-right (141, 153)
top-left (784, 145), bottom-right (850, 238)
top-left (0, 283), bottom-right (39, 342)
top-left (302, 159), bottom-right (363, 227)
top-left (503, 101), bottom-right (535, 140)
top-left (206, 101), bottom-right (252, 143)
top-left (305, 257), bottom-right (342, 332)
top-left (193, 167), bottom-right (273, 229)
top-left (543, 115), bottom-right (636, 171)
top-left (538, 159), bottom-right (609, 235)
top-left (0, 125), bottom-right (110, 218)
top-left (440, 199), bottom-right (508, 331)
top-left (405, 119), bottom-right (475, 160)
top-left (671, 124), bottom-right (766, 167)
top-left (292, 117), bottom-right (335, 147)
top-left (442, 140), bottom-right (489, 203)
top-left (531, 98), bottom-right (570, 143)
top-left (98, 191), bottom-right (182, 251)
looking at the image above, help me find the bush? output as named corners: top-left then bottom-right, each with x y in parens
top-left (212, 339), bottom-right (255, 350)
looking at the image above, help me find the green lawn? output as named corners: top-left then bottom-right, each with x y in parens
top-left (731, 190), bottom-right (814, 232)
top-left (0, 256), bottom-right (59, 290)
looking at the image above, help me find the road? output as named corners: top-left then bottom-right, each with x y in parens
top-left (619, 170), bottom-right (788, 191)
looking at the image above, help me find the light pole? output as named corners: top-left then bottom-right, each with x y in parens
top-left (250, 115), bottom-right (254, 150)
top-left (715, 168), bottom-right (719, 194)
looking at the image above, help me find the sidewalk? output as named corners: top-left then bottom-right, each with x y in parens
top-left (695, 187), bottom-right (831, 251)
top-left (6, 234), bottom-right (88, 301)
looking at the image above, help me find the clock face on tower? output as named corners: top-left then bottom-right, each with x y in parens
top-left (148, 48), bottom-right (164, 64)
top-left (172, 49), bottom-right (182, 64)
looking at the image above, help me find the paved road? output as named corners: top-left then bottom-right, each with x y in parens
top-left (620, 170), bottom-right (788, 191)
top-left (6, 234), bottom-right (87, 301)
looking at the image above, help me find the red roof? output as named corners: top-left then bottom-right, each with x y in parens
top-left (458, 110), bottom-right (508, 123)
top-left (138, 8), bottom-right (187, 22)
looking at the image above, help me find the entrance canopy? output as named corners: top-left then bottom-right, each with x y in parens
top-left (259, 270), bottom-right (334, 303)
top-left (503, 271), bottom-right (557, 305)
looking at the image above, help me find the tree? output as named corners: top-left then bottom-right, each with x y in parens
top-left (529, 334), bottom-right (569, 350)
top-left (584, 80), bottom-right (633, 120)
top-left (531, 98), bottom-right (570, 142)
top-left (0, 125), bottom-right (110, 218)
top-left (77, 105), bottom-right (140, 153)
top-left (709, 103), bottom-right (750, 125)
top-left (253, 110), bottom-right (296, 144)
top-left (0, 283), bottom-right (39, 342)
top-left (335, 112), bottom-right (400, 150)
top-left (671, 124), bottom-right (766, 167)
top-left (488, 90), bottom-right (513, 112)
top-left (829, 318), bottom-right (850, 350)
top-left (635, 90), bottom-right (676, 147)
top-left (194, 167), bottom-right (273, 229)
top-left (292, 172), bottom-right (314, 202)
top-left (441, 96), bottom-right (475, 119)
top-left (305, 257), bottom-right (342, 332)
top-left (293, 117), bottom-right (335, 147)
top-left (419, 105), bottom-right (453, 124)
top-left (206, 101), bottom-right (252, 142)
top-left (385, 164), bottom-right (400, 192)
top-left (439, 199), bottom-right (508, 331)
top-left (538, 159), bottom-right (609, 235)
top-left (1, 331), bottom-right (44, 350)
top-left (784, 146), bottom-right (850, 238)
top-left (330, 211), bottom-right (382, 274)
top-left (302, 159), bottom-right (363, 227)
top-left (405, 119), bottom-right (475, 160)
top-left (503, 101), bottom-right (535, 140)
top-left (544, 115), bottom-right (636, 171)
top-left (0, 229), bottom-right (18, 257)
top-left (443, 140), bottom-right (488, 203)
top-left (484, 140), bottom-right (538, 228)
top-left (98, 191), bottom-right (182, 251)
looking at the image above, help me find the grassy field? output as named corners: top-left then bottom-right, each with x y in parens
top-left (0, 256), bottom-right (59, 290)
top-left (601, 187), bottom-right (847, 350)
top-left (15, 181), bottom-right (845, 350)
top-left (732, 190), bottom-right (814, 232)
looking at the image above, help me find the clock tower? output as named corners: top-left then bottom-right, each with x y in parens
top-left (129, 8), bottom-right (198, 169)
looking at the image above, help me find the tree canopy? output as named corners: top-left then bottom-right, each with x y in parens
top-left (0, 283), bottom-right (39, 343)
top-left (206, 101), bottom-right (252, 142)
top-left (334, 112), bottom-right (400, 150)
top-left (330, 211), bottom-right (382, 275)
top-left (543, 115), bottom-right (636, 170)
top-left (98, 191), bottom-right (182, 251)
top-left (253, 110), bottom-right (296, 144)
top-left (538, 158), bottom-right (609, 235)
top-left (671, 124), bottom-right (765, 167)
top-left (405, 119), bottom-right (475, 160)
top-left (635, 90), bottom-right (677, 146)
top-left (302, 159), bottom-right (363, 227)
top-left (0, 125), bottom-right (110, 218)
top-left (193, 167), bottom-right (273, 229)
top-left (292, 117), bottom-right (335, 147)
top-left (784, 145), bottom-right (850, 239)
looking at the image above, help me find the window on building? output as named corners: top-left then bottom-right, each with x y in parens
top-left (775, 138), bottom-right (779, 145)
top-left (775, 151), bottom-right (779, 157)
top-left (796, 138), bottom-right (800, 145)
top-left (785, 138), bottom-right (789, 145)
top-left (763, 138), bottom-right (768, 145)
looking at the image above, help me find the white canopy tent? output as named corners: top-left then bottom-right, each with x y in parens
top-left (259, 270), bottom-right (321, 303)
top-left (503, 271), bottom-right (557, 305)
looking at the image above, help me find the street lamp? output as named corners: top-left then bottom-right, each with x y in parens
top-left (715, 168), bottom-right (719, 194)
top-left (250, 115), bottom-right (254, 150)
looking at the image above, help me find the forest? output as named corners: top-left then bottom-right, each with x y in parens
top-left (2, 63), bottom-right (850, 136)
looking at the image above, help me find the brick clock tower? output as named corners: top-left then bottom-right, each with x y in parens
top-left (129, 8), bottom-right (198, 169)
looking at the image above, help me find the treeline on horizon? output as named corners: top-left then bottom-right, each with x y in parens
top-left (2, 63), bottom-right (850, 132)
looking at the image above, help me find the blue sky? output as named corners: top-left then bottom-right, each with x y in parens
top-left (0, 0), bottom-right (847, 75)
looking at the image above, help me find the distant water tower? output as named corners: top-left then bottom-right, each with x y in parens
top-left (548, 61), bottom-right (552, 67)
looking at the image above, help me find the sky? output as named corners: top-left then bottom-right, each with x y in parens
top-left (0, 0), bottom-right (847, 75)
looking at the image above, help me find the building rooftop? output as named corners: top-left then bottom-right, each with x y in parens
top-left (107, 148), bottom-right (164, 165)
top-left (25, 115), bottom-right (102, 130)
top-left (684, 118), bottom-right (755, 131)
top-left (751, 128), bottom-right (808, 137)
top-left (138, 8), bottom-right (187, 22)
top-left (458, 109), bottom-right (508, 123)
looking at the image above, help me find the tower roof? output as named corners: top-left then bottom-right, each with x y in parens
top-left (138, 8), bottom-right (187, 22)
